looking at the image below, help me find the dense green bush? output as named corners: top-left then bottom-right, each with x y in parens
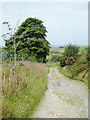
top-left (50, 51), bottom-right (59, 54)
top-left (28, 54), bottom-right (37, 62)
top-left (60, 44), bottom-right (79, 67)
top-left (3, 18), bottom-right (51, 63)
top-left (86, 47), bottom-right (90, 61)
top-left (50, 55), bottom-right (63, 62)
top-left (60, 55), bottom-right (77, 67)
top-left (63, 44), bottom-right (79, 57)
top-left (60, 56), bottom-right (67, 67)
top-left (66, 56), bottom-right (76, 65)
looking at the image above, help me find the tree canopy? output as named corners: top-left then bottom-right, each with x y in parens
top-left (5, 17), bottom-right (51, 63)
top-left (63, 44), bottom-right (79, 57)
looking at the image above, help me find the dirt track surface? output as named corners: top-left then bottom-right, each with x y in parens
top-left (32, 67), bottom-right (88, 118)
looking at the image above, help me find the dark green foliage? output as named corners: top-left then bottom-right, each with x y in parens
top-left (60, 55), bottom-right (77, 67)
top-left (50, 55), bottom-right (63, 62)
top-left (28, 53), bottom-right (37, 62)
top-left (59, 46), bottom-right (65, 48)
top-left (60, 44), bottom-right (79, 67)
top-left (50, 51), bottom-right (59, 54)
top-left (4, 18), bottom-right (50, 63)
top-left (86, 46), bottom-right (90, 61)
top-left (60, 56), bottom-right (67, 67)
top-left (63, 44), bottom-right (79, 57)
top-left (66, 55), bottom-right (77, 65)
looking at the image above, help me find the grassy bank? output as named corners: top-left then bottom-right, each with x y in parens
top-left (46, 62), bottom-right (59, 73)
top-left (2, 61), bottom-right (48, 118)
top-left (59, 55), bottom-right (88, 86)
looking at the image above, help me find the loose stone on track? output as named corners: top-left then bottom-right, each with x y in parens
top-left (32, 67), bottom-right (88, 118)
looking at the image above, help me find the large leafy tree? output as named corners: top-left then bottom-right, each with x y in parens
top-left (5, 17), bottom-right (50, 63)
top-left (63, 44), bottom-right (79, 57)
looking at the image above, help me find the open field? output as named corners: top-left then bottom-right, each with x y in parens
top-left (79, 46), bottom-right (88, 51)
top-left (79, 46), bottom-right (88, 55)
top-left (50, 46), bottom-right (88, 55)
top-left (50, 48), bottom-right (64, 54)
top-left (47, 46), bottom-right (88, 62)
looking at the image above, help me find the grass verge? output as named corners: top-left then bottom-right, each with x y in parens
top-left (2, 61), bottom-right (48, 118)
top-left (46, 62), bottom-right (59, 73)
top-left (59, 55), bottom-right (88, 86)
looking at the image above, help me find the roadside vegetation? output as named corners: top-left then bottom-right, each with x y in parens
top-left (46, 62), bottom-right (59, 73)
top-left (2, 17), bottom-right (50, 118)
top-left (0, 48), bottom-right (2, 63)
top-left (1, 16), bottom-right (89, 118)
top-left (59, 44), bottom-right (89, 88)
top-left (59, 55), bottom-right (88, 85)
top-left (47, 44), bottom-right (89, 88)
top-left (2, 62), bottom-right (48, 118)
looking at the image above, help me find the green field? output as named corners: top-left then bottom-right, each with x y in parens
top-left (47, 46), bottom-right (88, 62)
top-left (50, 46), bottom-right (88, 53)
top-left (79, 46), bottom-right (88, 55)
top-left (50, 46), bottom-right (88, 54)
top-left (79, 46), bottom-right (88, 50)
top-left (50, 47), bottom-right (64, 54)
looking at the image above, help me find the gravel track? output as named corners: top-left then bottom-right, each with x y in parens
top-left (32, 67), bottom-right (88, 118)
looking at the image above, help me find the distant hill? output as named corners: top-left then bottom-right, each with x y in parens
top-left (51, 45), bottom-right (65, 48)
top-left (51, 44), bottom-right (88, 48)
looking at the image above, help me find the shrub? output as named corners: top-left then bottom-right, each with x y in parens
top-left (60, 56), bottom-right (67, 67)
top-left (54, 51), bottom-right (59, 54)
top-left (63, 44), bottom-right (79, 57)
top-left (86, 46), bottom-right (90, 61)
top-left (66, 55), bottom-right (77, 65)
top-left (60, 55), bottom-right (77, 67)
top-left (51, 51), bottom-right (59, 54)
top-left (60, 54), bottom-right (88, 85)
top-left (50, 55), bottom-right (63, 62)
top-left (28, 54), bottom-right (37, 62)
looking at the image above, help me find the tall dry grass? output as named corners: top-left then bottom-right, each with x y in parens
top-left (2, 61), bottom-right (48, 118)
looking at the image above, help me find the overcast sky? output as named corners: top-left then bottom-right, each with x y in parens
top-left (0, 1), bottom-right (88, 47)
